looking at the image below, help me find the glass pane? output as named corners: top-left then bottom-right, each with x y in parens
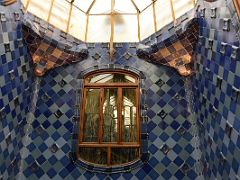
top-left (68, 6), bottom-right (86, 40)
top-left (140, 5), bottom-right (155, 40)
top-left (87, 15), bottom-right (111, 42)
top-left (90, 0), bottom-right (111, 14)
top-left (102, 89), bottom-right (118, 142)
top-left (172, 0), bottom-right (194, 19)
top-left (73, 0), bottom-right (94, 13)
top-left (79, 147), bottom-right (107, 165)
top-left (155, 0), bottom-right (173, 30)
top-left (133, 0), bottom-right (152, 11)
top-left (115, 0), bottom-right (136, 13)
top-left (49, 0), bottom-right (70, 31)
top-left (27, 0), bottom-right (52, 21)
top-left (114, 15), bottom-right (139, 42)
top-left (111, 148), bottom-right (139, 165)
top-left (86, 73), bottom-right (136, 83)
top-left (83, 89), bottom-right (100, 142)
top-left (122, 88), bottom-right (137, 142)
top-left (22, 0), bottom-right (29, 8)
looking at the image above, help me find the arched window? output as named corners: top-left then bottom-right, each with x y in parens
top-left (78, 70), bottom-right (140, 166)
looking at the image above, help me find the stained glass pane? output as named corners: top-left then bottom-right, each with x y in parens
top-left (122, 88), bottom-right (137, 142)
top-left (79, 147), bottom-right (107, 165)
top-left (111, 148), bottom-right (139, 165)
top-left (83, 89), bottom-right (100, 142)
top-left (102, 88), bottom-right (118, 142)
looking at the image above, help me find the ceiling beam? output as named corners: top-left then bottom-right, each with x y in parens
top-left (131, 0), bottom-right (140, 12)
top-left (25, 0), bottom-right (31, 10)
top-left (109, 0), bottom-right (115, 61)
top-left (152, 0), bottom-right (157, 32)
top-left (85, 15), bottom-right (89, 41)
top-left (47, 0), bottom-right (55, 22)
top-left (131, 0), bottom-right (141, 41)
top-left (86, 0), bottom-right (96, 15)
top-left (89, 13), bottom-right (137, 16)
top-left (66, 1), bottom-right (74, 33)
top-left (141, 0), bottom-right (156, 13)
top-left (64, 0), bottom-right (85, 14)
top-left (137, 12), bottom-right (141, 42)
top-left (169, 0), bottom-right (176, 23)
top-left (85, 0), bottom-right (96, 42)
top-left (192, 0), bottom-right (195, 6)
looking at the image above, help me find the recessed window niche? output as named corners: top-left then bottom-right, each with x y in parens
top-left (71, 65), bottom-right (148, 173)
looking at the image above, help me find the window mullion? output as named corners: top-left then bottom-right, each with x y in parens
top-left (79, 87), bottom-right (86, 143)
top-left (98, 88), bottom-right (104, 144)
top-left (107, 146), bottom-right (111, 166)
top-left (136, 87), bottom-right (140, 144)
top-left (118, 87), bottom-right (122, 144)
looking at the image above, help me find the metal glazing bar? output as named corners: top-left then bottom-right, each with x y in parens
top-left (85, 15), bottom-right (89, 42)
top-left (152, 0), bottom-right (157, 32)
top-left (47, 0), bottom-right (55, 22)
top-left (86, 0), bottom-right (96, 14)
top-left (137, 12), bottom-right (141, 42)
top-left (66, 1), bottom-right (74, 33)
top-left (25, 0), bottom-right (31, 10)
top-left (109, 0), bottom-right (115, 61)
top-left (169, 0), bottom-right (176, 23)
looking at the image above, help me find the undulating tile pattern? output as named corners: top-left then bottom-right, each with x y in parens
top-left (16, 40), bottom-right (203, 179)
top-left (193, 0), bottom-right (240, 179)
top-left (137, 18), bottom-right (199, 76)
top-left (0, 2), bottom-right (34, 180)
top-left (22, 13), bottom-right (88, 76)
top-left (1, 0), bottom-right (240, 179)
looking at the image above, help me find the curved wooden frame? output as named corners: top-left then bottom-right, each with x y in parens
top-left (78, 70), bottom-right (141, 167)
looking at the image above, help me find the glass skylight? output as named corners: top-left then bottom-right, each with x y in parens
top-left (21, 0), bottom-right (196, 42)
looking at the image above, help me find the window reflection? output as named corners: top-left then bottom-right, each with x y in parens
top-left (79, 71), bottom-right (140, 166)
top-left (122, 89), bottom-right (137, 142)
top-left (103, 89), bottom-right (118, 142)
top-left (86, 73), bottom-right (136, 83)
top-left (83, 89), bottom-right (100, 142)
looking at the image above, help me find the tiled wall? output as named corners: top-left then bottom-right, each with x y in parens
top-left (0, 2), bottom-right (34, 180)
top-left (16, 41), bottom-right (203, 179)
top-left (1, 0), bottom-right (240, 179)
top-left (193, 0), bottom-right (240, 179)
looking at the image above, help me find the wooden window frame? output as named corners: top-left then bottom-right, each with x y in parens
top-left (78, 70), bottom-right (141, 167)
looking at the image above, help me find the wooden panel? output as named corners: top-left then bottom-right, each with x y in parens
top-left (79, 143), bottom-right (140, 148)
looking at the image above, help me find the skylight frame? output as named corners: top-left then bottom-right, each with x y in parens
top-left (22, 0), bottom-right (196, 59)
